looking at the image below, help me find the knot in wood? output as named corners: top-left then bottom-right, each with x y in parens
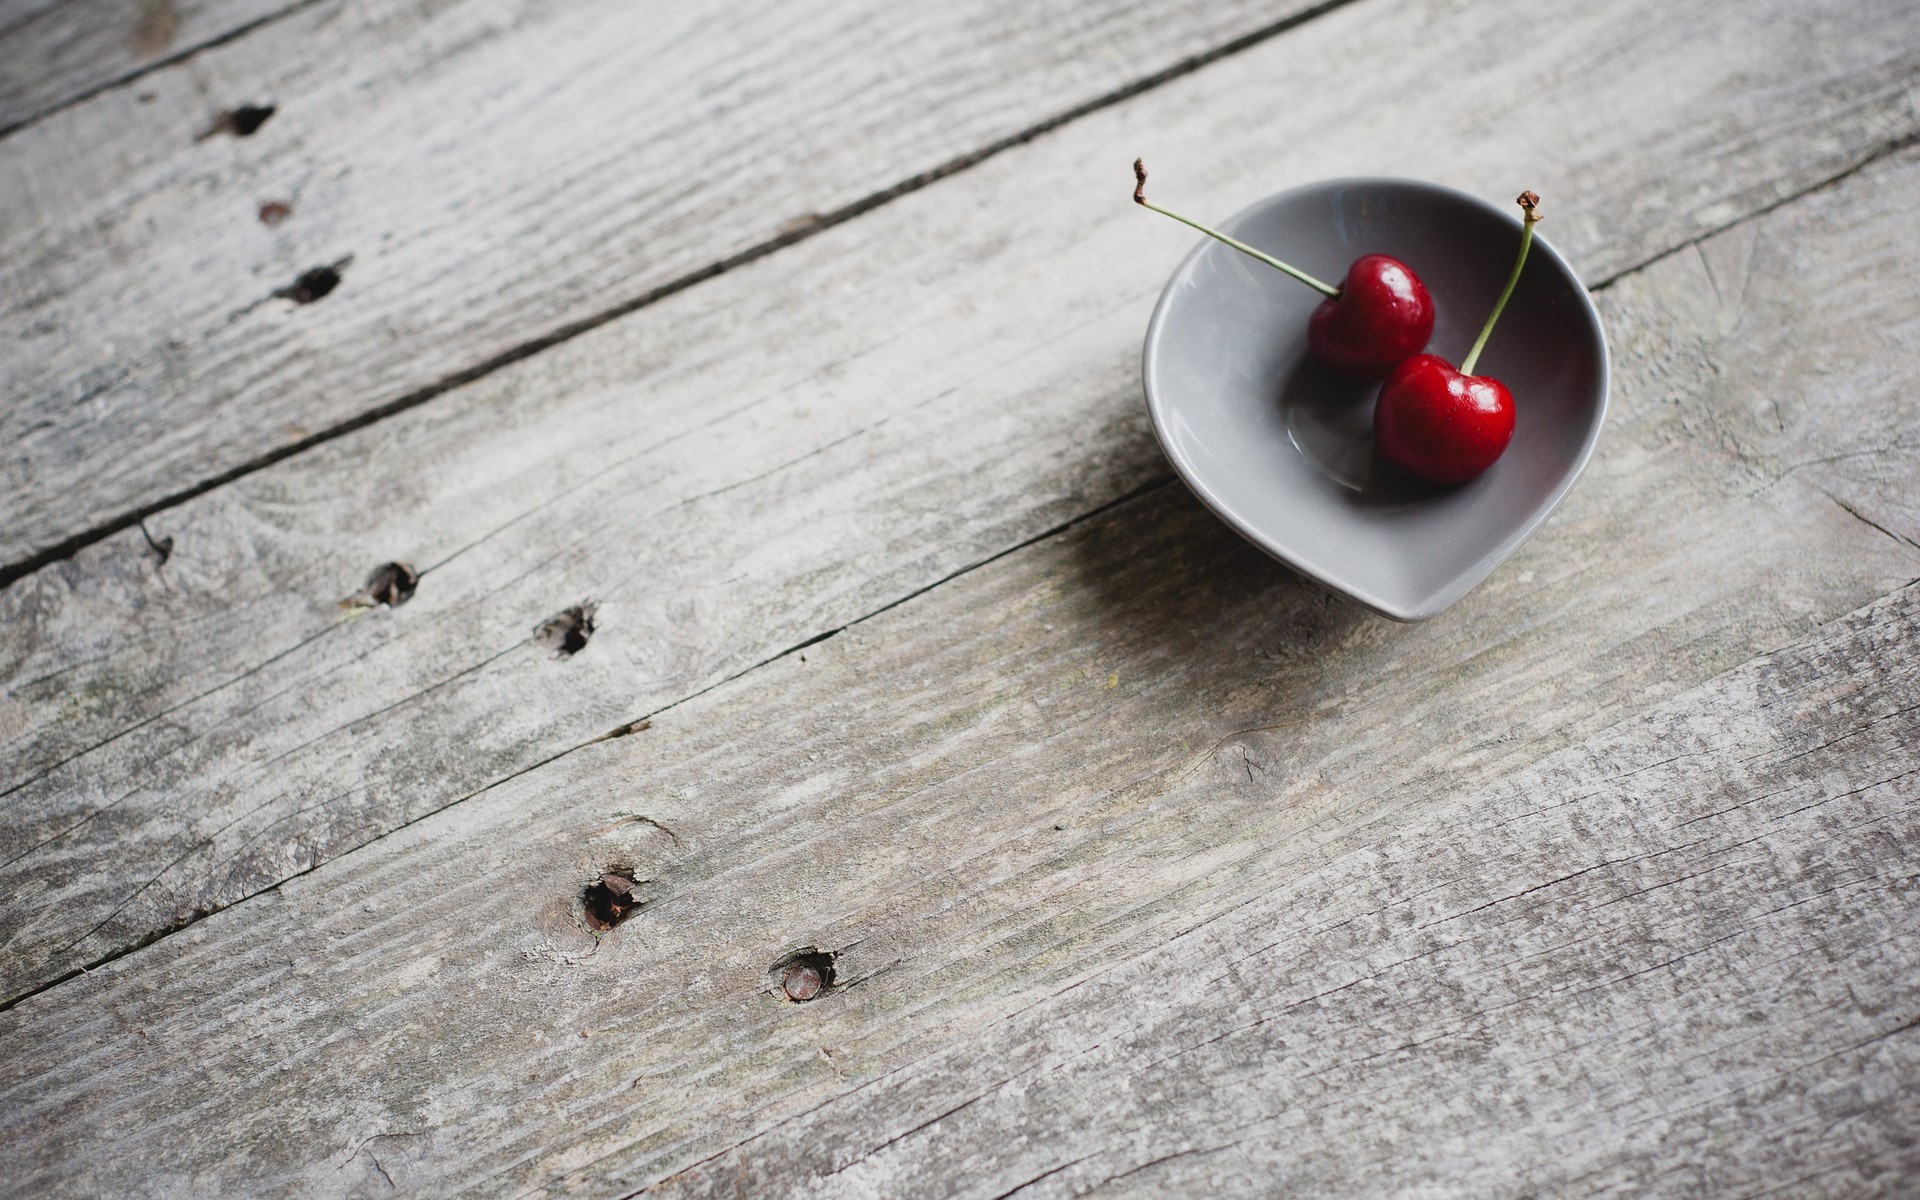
top-left (782, 964), bottom-right (823, 1002)
top-left (583, 871), bottom-right (641, 931)
top-left (347, 561), bottom-right (417, 609)
top-left (201, 102), bottom-right (275, 139)
top-left (534, 603), bottom-right (597, 657)
top-left (275, 262), bottom-right (345, 304)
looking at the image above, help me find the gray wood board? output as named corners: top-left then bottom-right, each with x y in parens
top-left (0, 0), bottom-right (299, 134)
top-left (5, 0), bottom-right (1920, 1006)
top-left (647, 588), bottom-right (1920, 1200)
top-left (1, 147), bottom-right (1918, 1194)
top-left (0, 0), bottom-right (1333, 569)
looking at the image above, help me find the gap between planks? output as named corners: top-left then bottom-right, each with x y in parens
top-left (0, 0), bottom-right (327, 139)
top-left (4, 492), bottom-right (1916, 1192)
top-left (3, 0), bottom-right (1920, 1006)
top-left (0, 474), bottom-right (1177, 1015)
top-left (0, 0), bottom-right (1367, 588)
top-left (5, 131), bottom-right (1919, 1016)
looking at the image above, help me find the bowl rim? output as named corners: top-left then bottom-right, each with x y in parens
top-left (1140, 175), bottom-right (1611, 622)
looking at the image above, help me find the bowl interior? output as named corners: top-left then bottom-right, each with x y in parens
top-left (1143, 178), bottom-right (1608, 620)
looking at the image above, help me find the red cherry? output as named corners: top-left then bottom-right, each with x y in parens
top-left (1373, 354), bottom-right (1514, 484)
top-left (1374, 191), bottom-right (1546, 487)
top-left (1306, 254), bottom-right (1434, 380)
top-left (1133, 161), bottom-right (1431, 379)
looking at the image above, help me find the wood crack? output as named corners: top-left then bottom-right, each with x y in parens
top-left (1, 477), bottom-right (1186, 1008)
top-left (0, 0), bottom-right (1369, 590)
top-left (1588, 129), bottom-right (1920, 292)
top-left (1822, 490), bottom-right (1920, 551)
top-left (986, 1150), bottom-right (1100, 1199)
top-left (6, 8), bottom-right (1920, 1188)
top-left (0, 0), bottom-right (331, 140)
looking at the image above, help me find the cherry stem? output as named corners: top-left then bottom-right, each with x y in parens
top-left (1133, 159), bottom-right (1340, 298)
top-left (1460, 190), bottom-right (1542, 376)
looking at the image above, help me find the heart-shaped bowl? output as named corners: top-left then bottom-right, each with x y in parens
top-left (1141, 177), bottom-right (1608, 621)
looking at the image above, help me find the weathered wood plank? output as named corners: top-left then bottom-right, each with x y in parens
top-left (5, 0), bottom-right (1918, 1005)
top-left (652, 589), bottom-right (1920, 1200)
top-left (1, 148), bottom-right (1917, 1194)
top-left (0, 0), bottom-right (1332, 568)
top-left (0, 0), bottom-right (298, 134)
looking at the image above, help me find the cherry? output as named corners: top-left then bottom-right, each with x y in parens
top-left (1134, 160), bottom-right (1432, 380)
top-left (1373, 191), bottom-right (1541, 486)
top-left (1307, 255), bottom-right (1434, 379)
top-left (1373, 355), bottom-right (1514, 485)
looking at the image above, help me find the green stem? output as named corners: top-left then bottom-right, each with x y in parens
top-left (1460, 191), bottom-right (1542, 376)
top-left (1133, 159), bottom-right (1339, 298)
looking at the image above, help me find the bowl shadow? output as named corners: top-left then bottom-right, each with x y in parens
top-left (1276, 357), bottom-right (1448, 508)
top-left (1061, 458), bottom-right (1380, 702)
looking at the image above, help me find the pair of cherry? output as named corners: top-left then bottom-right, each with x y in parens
top-left (1135, 161), bottom-right (1541, 485)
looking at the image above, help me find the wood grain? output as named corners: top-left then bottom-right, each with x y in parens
top-left (0, 0), bottom-right (1332, 569)
top-left (649, 587), bottom-right (1920, 1200)
top-left (0, 0), bottom-right (298, 134)
top-left (5, 0), bottom-right (1919, 1006)
top-left (0, 146), bottom-right (1917, 1194)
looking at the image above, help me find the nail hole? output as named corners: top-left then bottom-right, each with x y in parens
top-left (201, 102), bottom-right (276, 139)
top-left (258, 200), bottom-right (292, 227)
top-left (274, 260), bottom-right (346, 304)
top-left (534, 603), bottom-right (597, 658)
top-left (341, 562), bottom-right (417, 610)
top-left (773, 948), bottom-right (836, 1003)
top-left (583, 869), bottom-right (644, 931)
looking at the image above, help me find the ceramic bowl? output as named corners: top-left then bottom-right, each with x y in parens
top-left (1141, 177), bottom-right (1608, 621)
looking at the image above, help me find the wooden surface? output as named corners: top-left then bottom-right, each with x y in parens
top-left (4, 0), bottom-right (1915, 1009)
top-left (0, 0), bottom-right (298, 133)
top-left (0, 0), bottom-right (1328, 573)
top-left (3, 0), bottom-right (1918, 1194)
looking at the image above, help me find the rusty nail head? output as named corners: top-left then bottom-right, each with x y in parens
top-left (783, 964), bottom-right (823, 1002)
